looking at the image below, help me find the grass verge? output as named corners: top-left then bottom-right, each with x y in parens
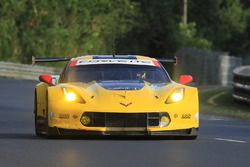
top-left (199, 88), bottom-right (250, 120)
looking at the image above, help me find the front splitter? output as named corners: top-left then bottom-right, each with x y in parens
top-left (56, 127), bottom-right (198, 137)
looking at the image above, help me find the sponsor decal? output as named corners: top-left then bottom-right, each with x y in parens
top-left (75, 59), bottom-right (157, 66)
top-left (181, 114), bottom-right (191, 119)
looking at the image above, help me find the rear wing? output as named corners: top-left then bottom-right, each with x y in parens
top-left (32, 56), bottom-right (71, 65)
top-left (32, 56), bottom-right (178, 65)
top-left (158, 56), bottom-right (178, 65)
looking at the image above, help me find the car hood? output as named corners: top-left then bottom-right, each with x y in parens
top-left (60, 81), bottom-right (178, 111)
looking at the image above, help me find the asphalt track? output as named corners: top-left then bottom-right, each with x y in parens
top-left (0, 77), bottom-right (250, 167)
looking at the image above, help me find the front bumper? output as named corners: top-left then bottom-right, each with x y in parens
top-left (49, 111), bottom-right (199, 132)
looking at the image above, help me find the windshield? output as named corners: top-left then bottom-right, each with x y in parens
top-left (64, 64), bottom-right (170, 84)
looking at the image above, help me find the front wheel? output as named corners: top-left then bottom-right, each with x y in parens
top-left (45, 91), bottom-right (59, 138)
top-left (35, 114), bottom-right (44, 137)
top-left (34, 91), bottom-right (44, 137)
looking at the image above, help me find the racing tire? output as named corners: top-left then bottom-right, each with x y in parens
top-left (35, 115), bottom-right (44, 137)
top-left (45, 91), bottom-right (59, 139)
top-left (34, 91), bottom-right (44, 137)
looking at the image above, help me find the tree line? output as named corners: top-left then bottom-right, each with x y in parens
top-left (0, 0), bottom-right (249, 64)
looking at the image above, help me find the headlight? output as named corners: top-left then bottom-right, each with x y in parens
top-left (65, 92), bottom-right (77, 101)
top-left (62, 88), bottom-right (85, 104)
top-left (166, 88), bottom-right (184, 104)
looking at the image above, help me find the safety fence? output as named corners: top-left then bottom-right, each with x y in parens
top-left (0, 61), bottom-right (60, 80)
top-left (173, 48), bottom-right (242, 86)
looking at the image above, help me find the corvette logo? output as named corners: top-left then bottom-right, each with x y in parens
top-left (120, 102), bottom-right (132, 107)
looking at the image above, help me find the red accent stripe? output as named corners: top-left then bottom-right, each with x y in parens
top-left (153, 60), bottom-right (161, 67)
top-left (69, 60), bottom-right (77, 67)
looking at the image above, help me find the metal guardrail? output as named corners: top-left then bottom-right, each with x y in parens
top-left (232, 65), bottom-right (250, 104)
top-left (0, 61), bottom-right (61, 80)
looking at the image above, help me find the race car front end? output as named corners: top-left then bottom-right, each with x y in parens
top-left (46, 82), bottom-right (199, 137)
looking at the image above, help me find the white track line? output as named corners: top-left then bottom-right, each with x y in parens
top-left (208, 118), bottom-right (225, 121)
top-left (214, 138), bottom-right (247, 143)
top-left (207, 91), bottom-right (226, 106)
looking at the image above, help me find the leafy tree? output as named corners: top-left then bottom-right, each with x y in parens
top-left (117, 0), bottom-right (182, 57)
top-left (174, 22), bottom-right (212, 49)
top-left (189, 0), bottom-right (249, 54)
top-left (0, 0), bottom-right (139, 63)
top-left (0, 0), bottom-right (250, 63)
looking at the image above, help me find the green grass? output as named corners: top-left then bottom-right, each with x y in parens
top-left (199, 88), bottom-right (250, 120)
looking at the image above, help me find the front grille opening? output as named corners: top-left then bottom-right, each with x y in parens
top-left (147, 113), bottom-right (160, 127)
top-left (81, 112), bottom-right (168, 128)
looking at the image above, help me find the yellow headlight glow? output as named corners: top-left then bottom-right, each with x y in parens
top-left (62, 87), bottom-right (86, 104)
top-left (166, 88), bottom-right (184, 104)
top-left (65, 92), bottom-right (77, 102)
top-left (63, 88), bottom-right (77, 102)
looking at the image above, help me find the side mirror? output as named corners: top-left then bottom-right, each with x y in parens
top-left (39, 74), bottom-right (54, 85)
top-left (52, 75), bottom-right (60, 85)
top-left (179, 75), bottom-right (193, 85)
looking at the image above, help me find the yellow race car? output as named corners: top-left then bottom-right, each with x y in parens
top-left (34, 55), bottom-right (199, 139)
